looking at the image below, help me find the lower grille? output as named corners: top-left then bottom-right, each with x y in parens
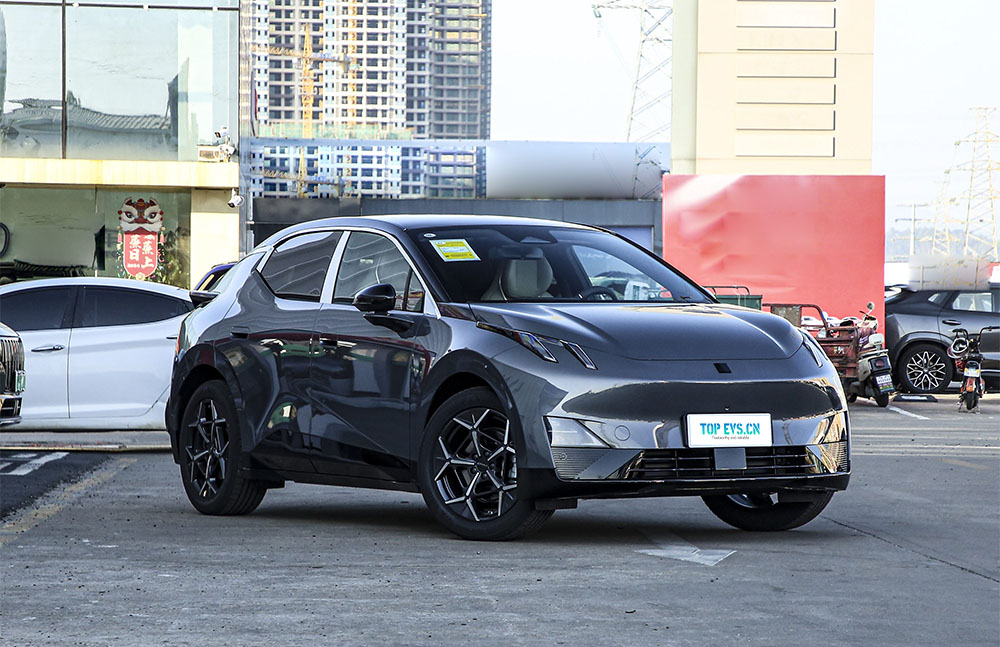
top-left (619, 442), bottom-right (848, 481)
top-left (1, 337), bottom-right (26, 394)
top-left (0, 396), bottom-right (21, 419)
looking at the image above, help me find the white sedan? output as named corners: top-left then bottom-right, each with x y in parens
top-left (0, 278), bottom-right (192, 430)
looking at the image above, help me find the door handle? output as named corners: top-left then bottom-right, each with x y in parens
top-left (942, 319), bottom-right (962, 326)
top-left (166, 335), bottom-right (178, 340)
top-left (31, 345), bottom-right (65, 353)
top-left (318, 336), bottom-right (337, 346)
top-left (231, 327), bottom-right (250, 339)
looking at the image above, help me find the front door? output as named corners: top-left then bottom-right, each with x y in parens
top-left (309, 231), bottom-right (437, 482)
top-left (0, 286), bottom-right (77, 421)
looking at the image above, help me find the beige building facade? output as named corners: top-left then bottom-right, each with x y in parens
top-left (672, 0), bottom-right (874, 174)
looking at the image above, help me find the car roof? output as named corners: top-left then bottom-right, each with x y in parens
top-left (0, 277), bottom-right (191, 300)
top-left (254, 214), bottom-right (595, 250)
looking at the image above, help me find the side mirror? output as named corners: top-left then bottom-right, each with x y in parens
top-left (353, 283), bottom-right (396, 313)
top-left (866, 301), bottom-right (875, 311)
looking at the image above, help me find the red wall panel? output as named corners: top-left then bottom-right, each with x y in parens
top-left (662, 175), bottom-right (886, 325)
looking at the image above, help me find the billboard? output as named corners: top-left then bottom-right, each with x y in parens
top-left (662, 175), bottom-right (886, 325)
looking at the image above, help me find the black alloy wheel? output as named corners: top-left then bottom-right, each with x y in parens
top-left (180, 381), bottom-right (265, 515)
top-left (702, 491), bottom-right (834, 531)
top-left (898, 343), bottom-right (953, 394)
top-left (418, 388), bottom-right (552, 540)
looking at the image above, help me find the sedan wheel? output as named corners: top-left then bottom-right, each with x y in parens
top-left (418, 388), bottom-right (552, 540)
top-left (180, 381), bottom-right (265, 515)
top-left (898, 343), bottom-right (952, 393)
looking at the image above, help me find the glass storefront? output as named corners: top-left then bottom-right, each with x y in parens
top-left (0, 2), bottom-right (237, 161)
top-left (0, 186), bottom-right (191, 287)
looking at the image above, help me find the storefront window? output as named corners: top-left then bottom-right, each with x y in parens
top-left (0, 1), bottom-right (236, 162)
top-left (0, 5), bottom-right (64, 159)
top-left (0, 186), bottom-right (191, 287)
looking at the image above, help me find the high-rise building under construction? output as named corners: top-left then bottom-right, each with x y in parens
top-left (248, 0), bottom-right (491, 199)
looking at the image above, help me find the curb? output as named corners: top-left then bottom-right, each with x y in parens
top-left (0, 443), bottom-right (171, 453)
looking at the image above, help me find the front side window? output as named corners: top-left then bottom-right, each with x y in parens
top-left (334, 232), bottom-right (425, 312)
top-left (77, 287), bottom-right (190, 328)
top-left (405, 225), bottom-right (711, 304)
top-left (259, 230), bottom-right (341, 301)
top-left (0, 287), bottom-right (74, 331)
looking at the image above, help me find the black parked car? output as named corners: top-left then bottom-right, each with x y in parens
top-left (885, 287), bottom-right (1000, 393)
top-left (167, 215), bottom-right (850, 540)
top-left (0, 321), bottom-right (25, 425)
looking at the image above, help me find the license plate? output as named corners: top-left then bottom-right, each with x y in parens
top-left (14, 370), bottom-right (25, 394)
top-left (686, 413), bottom-right (772, 448)
top-left (964, 367), bottom-right (981, 378)
top-left (875, 373), bottom-right (894, 392)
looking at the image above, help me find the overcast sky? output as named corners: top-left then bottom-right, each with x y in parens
top-left (492, 0), bottom-right (1000, 231)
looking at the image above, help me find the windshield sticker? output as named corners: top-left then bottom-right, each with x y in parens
top-left (430, 239), bottom-right (480, 262)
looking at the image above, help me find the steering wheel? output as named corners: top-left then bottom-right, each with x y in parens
top-left (578, 286), bottom-right (619, 301)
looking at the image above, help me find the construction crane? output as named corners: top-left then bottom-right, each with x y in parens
top-left (255, 149), bottom-right (344, 199)
top-left (252, 25), bottom-right (351, 138)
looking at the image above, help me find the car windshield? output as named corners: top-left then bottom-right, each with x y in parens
top-left (405, 224), bottom-right (712, 304)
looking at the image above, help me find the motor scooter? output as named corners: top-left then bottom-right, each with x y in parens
top-left (948, 326), bottom-right (999, 412)
top-left (840, 302), bottom-right (895, 407)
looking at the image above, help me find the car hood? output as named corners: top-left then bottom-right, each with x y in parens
top-left (469, 303), bottom-right (803, 361)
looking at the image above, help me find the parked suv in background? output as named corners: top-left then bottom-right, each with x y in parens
top-left (0, 322), bottom-right (26, 425)
top-left (885, 286), bottom-right (1000, 393)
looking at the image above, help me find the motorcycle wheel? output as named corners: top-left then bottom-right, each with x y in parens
top-left (965, 392), bottom-right (979, 411)
top-left (874, 393), bottom-right (890, 407)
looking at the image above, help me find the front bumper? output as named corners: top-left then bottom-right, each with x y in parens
top-left (0, 394), bottom-right (23, 425)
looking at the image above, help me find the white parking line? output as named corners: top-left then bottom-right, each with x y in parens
top-left (7, 452), bottom-right (69, 476)
top-left (886, 406), bottom-right (930, 420)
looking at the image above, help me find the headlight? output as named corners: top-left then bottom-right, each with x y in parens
top-left (477, 322), bottom-right (597, 369)
top-left (545, 417), bottom-right (609, 448)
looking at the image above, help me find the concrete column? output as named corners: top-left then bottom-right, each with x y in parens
top-left (189, 189), bottom-right (240, 289)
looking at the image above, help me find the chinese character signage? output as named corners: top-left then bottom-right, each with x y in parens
top-left (116, 198), bottom-right (164, 280)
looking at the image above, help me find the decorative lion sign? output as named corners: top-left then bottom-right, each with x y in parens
top-left (117, 198), bottom-right (164, 280)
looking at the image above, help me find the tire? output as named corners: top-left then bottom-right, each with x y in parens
top-left (846, 393), bottom-right (858, 403)
top-left (874, 393), bottom-right (890, 408)
top-left (179, 381), bottom-right (265, 515)
top-left (702, 491), bottom-right (834, 531)
top-left (965, 392), bottom-right (979, 411)
top-left (897, 343), bottom-right (953, 394)
top-left (417, 387), bottom-right (553, 541)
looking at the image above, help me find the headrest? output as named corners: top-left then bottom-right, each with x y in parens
top-left (500, 257), bottom-right (553, 299)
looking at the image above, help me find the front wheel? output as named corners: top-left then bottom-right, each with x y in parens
top-left (965, 391), bottom-right (979, 410)
top-left (179, 381), bottom-right (265, 515)
top-left (702, 491), bottom-right (834, 531)
top-left (897, 343), bottom-right (952, 393)
top-left (417, 387), bottom-right (552, 540)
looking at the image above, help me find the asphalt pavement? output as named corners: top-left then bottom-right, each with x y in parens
top-left (0, 396), bottom-right (997, 646)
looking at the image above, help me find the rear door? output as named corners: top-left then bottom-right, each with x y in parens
top-left (937, 290), bottom-right (997, 338)
top-left (0, 286), bottom-right (77, 419)
top-left (68, 286), bottom-right (190, 419)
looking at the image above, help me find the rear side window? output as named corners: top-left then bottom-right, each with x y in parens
top-left (259, 230), bottom-right (342, 300)
top-left (78, 287), bottom-right (190, 328)
top-left (0, 287), bottom-right (74, 331)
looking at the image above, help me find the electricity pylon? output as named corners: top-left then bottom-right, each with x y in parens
top-left (931, 107), bottom-right (999, 260)
top-left (592, 1), bottom-right (673, 143)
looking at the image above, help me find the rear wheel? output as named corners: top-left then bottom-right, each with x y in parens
top-left (179, 381), bottom-right (265, 515)
top-left (898, 343), bottom-right (952, 393)
top-left (874, 393), bottom-right (890, 407)
top-left (418, 387), bottom-right (552, 541)
top-left (702, 491), bottom-right (834, 531)
top-left (965, 391), bottom-right (979, 410)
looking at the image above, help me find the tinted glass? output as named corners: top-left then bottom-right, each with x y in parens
top-left (260, 231), bottom-right (341, 300)
top-left (78, 287), bottom-right (189, 328)
top-left (334, 232), bottom-right (424, 312)
top-left (405, 225), bottom-right (711, 304)
top-left (950, 292), bottom-right (992, 312)
top-left (0, 288), bottom-right (74, 332)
